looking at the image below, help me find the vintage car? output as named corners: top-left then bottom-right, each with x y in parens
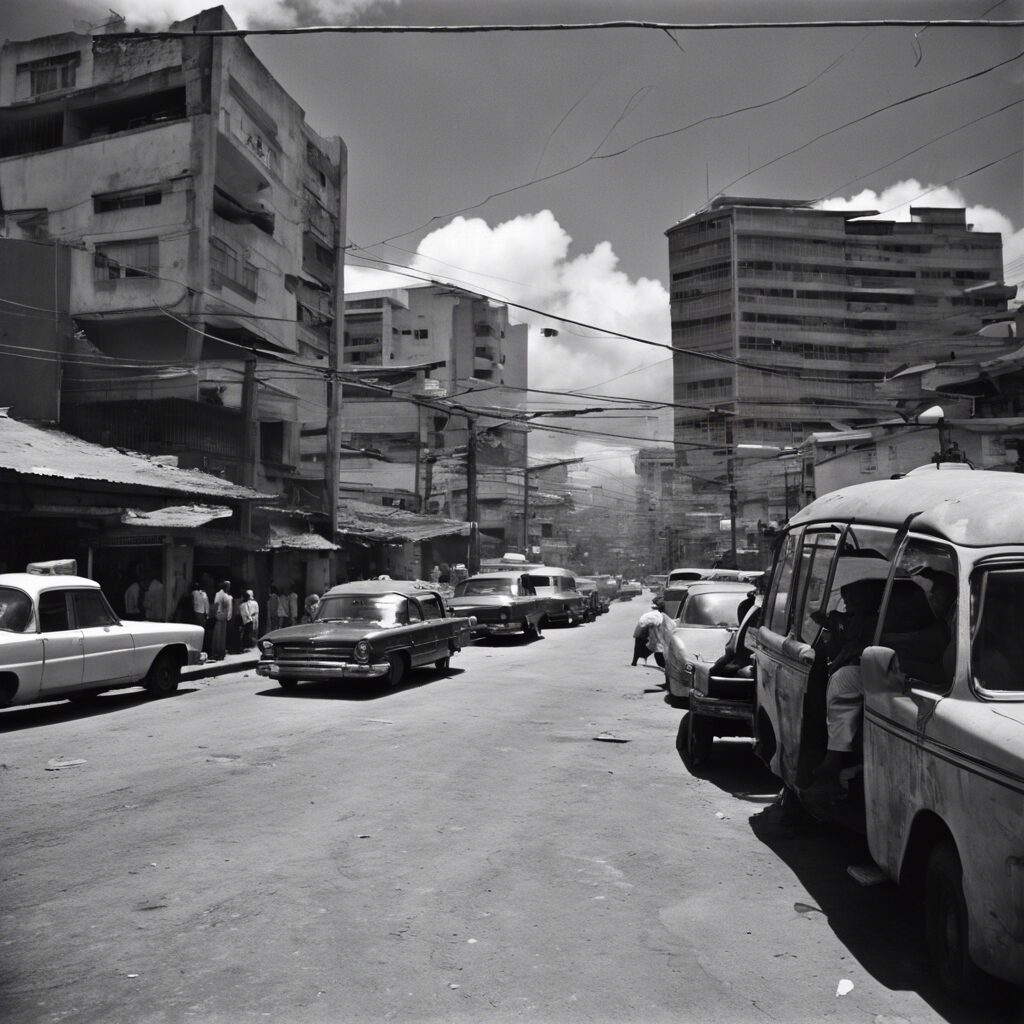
top-left (448, 572), bottom-right (545, 638)
top-left (751, 466), bottom-right (1024, 996)
top-left (574, 577), bottom-right (609, 619)
top-left (663, 581), bottom-right (756, 708)
top-left (681, 602), bottom-right (761, 764)
top-left (618, 579), bottom-right (643, 600)
top-left (256, 580), bottom-right (475, 689)
top-left (0, 561), bottom-right (204, 707)
top-left (591, 575), bottom-right (620, 604)
top-left (522, 567), bottom-right (588, 627)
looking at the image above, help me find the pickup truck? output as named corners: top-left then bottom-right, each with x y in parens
top-left (257, 580), bottom-right (475, 689)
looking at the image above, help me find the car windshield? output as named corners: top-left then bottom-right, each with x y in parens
top-left (0, 587), bottom-right (32, 632)
top-left (680, 592), bottom-right (743, 628)
top-left (455, 579), bottom-right (515, 596)
top-left (315, 594), bottom-right (406, 628)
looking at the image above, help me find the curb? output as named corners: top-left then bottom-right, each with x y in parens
top-left (182, 656), bottom-right (261, 681)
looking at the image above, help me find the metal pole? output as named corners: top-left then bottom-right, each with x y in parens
top-left (326, 138), bottom-right (348, 541)
top-left (522, 464), bottom-right (529, 553)
top-left (725, 412), bottom-right (737, 566)
top-left (466, 418), bottom-right (479, 573)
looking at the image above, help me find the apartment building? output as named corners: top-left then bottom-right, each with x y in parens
top-left (341, 284), bottom-right (530, 557)
top-left (0, 7), bottom-right (345, 511)
top-left (665, 197), bottom-right (1008, 559)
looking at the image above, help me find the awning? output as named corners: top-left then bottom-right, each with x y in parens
top-left (121, 504), bottom-right (234, 529)
top-left (0, 409), bottom-right (272, 501)
top-left (336, 497), bottom-right (471, 543)
top-left (265, 526), bottom-right (339, 551)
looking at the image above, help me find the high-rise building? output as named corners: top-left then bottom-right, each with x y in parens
top-left (665, 197), bottom-right (1008, 560)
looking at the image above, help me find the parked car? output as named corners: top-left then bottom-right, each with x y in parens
top-left (574, 577), bottom-right (609, 618)
top-left (664, 581), bottom-right (756, 708)
top-left (256, 580), bottom-right (474, 689)
top-left (448, 572), bottom-right (546, 638)
top-left (682, 602), bottom-right (761, 764)
top-left (646, 574), bottom-right (669, 597)
top-left (591, 575), bottom-right (620, 604)
top-left (751, 466), bottom-right (1024, 996)
top-left (619, 579), bottom-right (643, 600)
top-left (666, 566), bottom-right (752, 587)
top-left (0, 561), bottom-right (204, 707)
top-left (522, 567), bottom-right (588, 627)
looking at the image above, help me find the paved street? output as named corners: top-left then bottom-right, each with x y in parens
top-left (0, 597), bottom-right (1000, 1024)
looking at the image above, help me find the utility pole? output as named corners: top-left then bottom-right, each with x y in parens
top-left (326, 138), bottom-right (348, 539)
top-left (466, 419), bottom-right (479, 573)
top-left (240, 351), bottom-right (258, 537)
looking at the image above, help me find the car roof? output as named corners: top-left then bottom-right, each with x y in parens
top-left (0, 573), bottom-right (100, 594)
top-left (789, 468), bottom-right (1024, 547)
top-left (682, 581), bottom-right (755, 595)
top-left (323, 580), bottom-right (446, 600)
top-left (459, 572), bottom-right (523, 581)
top-left (523, 566), bottom-right (571, 576)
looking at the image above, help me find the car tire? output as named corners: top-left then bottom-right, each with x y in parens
top-left (386, 653), bottom-right (406, 687)
top-left (925, 839), bottom-right (991, 1000)
top-left (145, 652), bottom-right (180, 698)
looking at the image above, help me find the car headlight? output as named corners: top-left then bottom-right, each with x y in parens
top-left (499, 608), bottom-right (511, 621)
top-left (259, 640), bottom-right (275, 655)
top-left (353, 640), bottom-right (370, 663)
top-left (683, 663), bottom-right (695, 676)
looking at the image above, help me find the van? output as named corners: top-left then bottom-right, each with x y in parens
top-left (751, 465), bottom-right (1024, 995)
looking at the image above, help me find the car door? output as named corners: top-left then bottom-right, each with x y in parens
top-left (37, 589), bottom-right (85, 693)
top-left (73, 588), bottom-right (135, 687)
top-left (417, 595), bottom-right (449, 659)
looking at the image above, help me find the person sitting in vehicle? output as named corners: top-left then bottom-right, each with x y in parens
top-left (808, 577), bottom-right (948, 798)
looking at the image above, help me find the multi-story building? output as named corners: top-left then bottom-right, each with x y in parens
top-left (0, 6), bottom-right (346, 603)
top-left (0, 7), bottom-right (345, 510)
top-left (665, 197), bottom-right (1008, 560)
top-left (341, 284), bottom-right (529, 558)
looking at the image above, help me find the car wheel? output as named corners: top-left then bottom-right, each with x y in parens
top-left (145, 652), bottom-right (180, 697)
top-left (386, 653), bottom-right (406, 687)
top-left (926, 840), bottom-right (990, 1000)
top-left (686, 712), bottom-right (712, 766)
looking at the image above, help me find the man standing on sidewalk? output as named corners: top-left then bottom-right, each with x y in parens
top-left (211, 580), bottom-right (233, 661)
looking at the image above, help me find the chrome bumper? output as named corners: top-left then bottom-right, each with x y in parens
top-left (691, 693), bottom-right (754, 722)
top-left (475, 622), bottom-right (522, 635)
top-left (256, 659), bottom-right (390, 680)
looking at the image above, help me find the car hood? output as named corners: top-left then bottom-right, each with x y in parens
top-left (669, 626), bottom-right (733, 664)
top-left (261, 621), bottom-right (399, 643)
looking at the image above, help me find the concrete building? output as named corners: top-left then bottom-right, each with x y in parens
top-left (341, 284), bottom-right (530, 560)
top-left (665, 197), bottom-right (1009, 561)
top-left (0, 7), bottom-right (345, 512)
top-left (0, 7), bottom-right (346, 602)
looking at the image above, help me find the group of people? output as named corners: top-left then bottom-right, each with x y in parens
top-left (183, 581), bottom-right (322, 661)
top-left (123, 573), bottom-right (165, 622)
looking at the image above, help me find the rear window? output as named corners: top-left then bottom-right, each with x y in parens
top-left (681, 592), bottom-right (744, 628)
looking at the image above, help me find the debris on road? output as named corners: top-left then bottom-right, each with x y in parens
top-left (593, 732), bottom-right (629, 743)
top-left (45, 758), bottom-right (87, 770)
top-left (836, 979), bottom-right (854, 997)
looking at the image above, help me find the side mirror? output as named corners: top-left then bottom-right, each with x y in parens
top-left (860, 646), bottom-right (905, 696)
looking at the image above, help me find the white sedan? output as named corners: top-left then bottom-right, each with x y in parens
top-left (0, 567), bottom-right (204, 708)
top-left (663, 581), bottom-right (755, 708)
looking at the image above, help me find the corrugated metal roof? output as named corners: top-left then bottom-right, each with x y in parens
top-left (121, 505), bottom-right (234, 528)
top-left (336, 498), bottom-right (471, 543)
top-left (0, 410), bottom-right (271, 500)
top-left (266, 526), bottom-right (339, 551)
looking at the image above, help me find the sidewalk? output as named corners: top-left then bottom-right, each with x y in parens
top-left (182, 649), bottom-right (261, 682)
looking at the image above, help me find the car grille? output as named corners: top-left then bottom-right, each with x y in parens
top-left (274, 642), bottom-right (355, 662)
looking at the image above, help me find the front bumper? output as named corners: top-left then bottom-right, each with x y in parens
top-left (474, 621), bottom-right (523, 635)
top-left (691, 692), bottom-right (754, 723)
top-left (256, 658), bottom-right (390, 681)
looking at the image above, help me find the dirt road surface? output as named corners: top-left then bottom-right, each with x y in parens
top-left (0, 596), bottom-right (997, 1023)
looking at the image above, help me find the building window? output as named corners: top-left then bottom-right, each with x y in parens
top-left (860, 448), bottom-right (878, 474)
top-left (413, 329), bottom-right (429, 340)
top-left (94, 189), bottom-right (163, 214)
top-left (93, 238), bottom-right (159, 280)
top-left (19, 52), bottom-right (80, 96)
top-left (210, 239), bottom-right (258, 298)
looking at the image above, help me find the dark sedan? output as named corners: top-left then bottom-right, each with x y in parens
top-left (448, 572), bottom-right (546, 638)
top-left (256, 581), bottom-right (474, 689)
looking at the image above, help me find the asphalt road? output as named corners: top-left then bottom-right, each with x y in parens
top-left (1, 596), bottom-right (1011, 1024)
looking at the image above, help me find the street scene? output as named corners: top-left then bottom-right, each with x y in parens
top-left (0, 594), bottom-right (1003, 1024)
top-left (0, 1), bottom-right (1023, 1022)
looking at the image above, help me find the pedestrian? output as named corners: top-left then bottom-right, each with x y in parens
top-left (430, 564), bottom-right (441, 585)
top-left (124, 572), bottom-right (143, 620)
top-left (190, 581), bottom-right (210, 628)
top-left (303, 592), bottom-right (320, 622)
top-left (632, 599), bottom-right (665, 667)
top-left (239, 589), bottom-right (260, 649)
top-left (210, 580), bottom-right (232, 661)
top-left (143, 576), bottom-right (164, 622)
top-left (287, 585), bottom-right (299, 627)
top-left (267, 585), bottom-right (281, 632)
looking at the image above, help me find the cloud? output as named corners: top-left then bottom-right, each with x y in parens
top-left (347, 210), bottom-right (672, 465)
top-left (815, 180), bottom-right (1024, 286)
top-left (109, 0), bottom-right (397, 31)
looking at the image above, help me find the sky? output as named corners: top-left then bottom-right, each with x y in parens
top-left (3, 0), bottom-right (1023, 489)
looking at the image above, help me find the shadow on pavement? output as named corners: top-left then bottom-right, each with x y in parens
top-left (0, 688), bottom-right (181, 733)
top-left (256, 666), bottom-right (467, 701)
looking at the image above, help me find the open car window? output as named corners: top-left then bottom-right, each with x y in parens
top-left (0, 587), bottom-right (33, 632)
top-left (971, 566), bottom-right (1024, 698)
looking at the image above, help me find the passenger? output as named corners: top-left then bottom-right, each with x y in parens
top-left (809, 577), bottom-right (948, 798)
